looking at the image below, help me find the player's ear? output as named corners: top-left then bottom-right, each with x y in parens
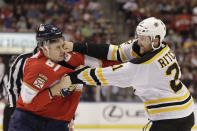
top-left (42, 45), bottom-right (50, 56)
top-left (42, 46), bottom-right (47, 52)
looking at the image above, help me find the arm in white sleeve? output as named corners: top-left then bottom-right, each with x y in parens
top-left (69, 62), bottom-right (137, 88)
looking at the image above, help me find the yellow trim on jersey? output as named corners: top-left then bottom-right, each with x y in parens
top-left (96, 68), bottom-right (108, 86)
top-left (131, 50), bottom-right (140, 58)
top-left (75, 125), bottom-right (197, 129)
top-left (144, 89), bottom-right (189, 105)
top-left (82, 69), bottom-right (96, 85)
top-left (147, 97), bottom-right (193, 114)
top-left (75, 124), bottom-right (149, 129)
top-left (144, 103), bottom-right (149, 113)
top-left (3, 123), bottom-right (197, 130)
top-left (24, 82), bottom-right (39, 92)
top-left (142, 45), bottom-right (169, 64)
top-left (111, 45), bottom-right (118, 60)
top-left (99, 60), bottom-right (102, 67)
top-left (119, 48), bottom-right (127, 62)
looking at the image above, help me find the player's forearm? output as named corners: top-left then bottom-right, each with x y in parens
top-left (50, 83), bottom-right (62, 96)
top-left (68, 63), bottom-right (133, 88)
top-left (73, 43), bottom-right (110, 59)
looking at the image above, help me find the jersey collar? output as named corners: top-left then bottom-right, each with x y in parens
top-left (130, 42), bottom-right (169, 64)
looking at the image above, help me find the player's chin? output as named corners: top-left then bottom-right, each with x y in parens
top-left (55, 56), bottom-right (64, 62)
top-left (59, 57), bottom-right (64, 61)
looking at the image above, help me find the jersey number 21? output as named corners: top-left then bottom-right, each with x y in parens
top-left (166, 62), bottom-right (183, 93)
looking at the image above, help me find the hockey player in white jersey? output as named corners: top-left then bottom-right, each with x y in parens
top-left (63, 17), bottom-right (194, 131)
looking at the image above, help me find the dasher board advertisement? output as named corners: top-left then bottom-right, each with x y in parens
top-left (0, 33), bottom-right (36, 54)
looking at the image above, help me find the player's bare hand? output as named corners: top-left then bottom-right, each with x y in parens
top-left (59, 75), bottom-right (72, 89)
top-left (63, 41), bottom-right (74, 52)
top-left (50, 75), bottom-right (72, 96)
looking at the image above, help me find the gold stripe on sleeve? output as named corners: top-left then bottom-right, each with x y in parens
top-left (96, 68), bottom-right (108, 86)
top-left (82, 69), bottom-right (96, 85)
top-left (111, 45), bottom-right (118, 60)
top-left (119, 48), bottom-right (127, 62)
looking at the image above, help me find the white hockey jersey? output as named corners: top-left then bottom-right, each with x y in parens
top-left (71, 42), bottom-right (194, 121)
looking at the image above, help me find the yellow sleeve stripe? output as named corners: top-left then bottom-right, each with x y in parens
top-left (24, 82), bottom-right (39, 92)
top-left (147, 98), bottom-right (193, 114)
top-left (131, 50), bottom-right (140, 58)
top-left (119, 48), bottom-right (127, 62)
top-left (82, 69), bottom-right (96, 85)
top-left (142, 45), bottom-right (169, 64)
top-left (144, 89), bottom-right (189, 105)
top-left (96, 68), bottom-right (108, 86)
top-left (111, 45), bottom-right (118, 60)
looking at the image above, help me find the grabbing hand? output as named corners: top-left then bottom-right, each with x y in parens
top-left (58, 75), bottom-right (72, 89)
top-left (63, 41), bottom-right (74, 52)
top-left (60, 84), bottom-right (78, 97)
top-left (50, 75), bottom-right (72, 96)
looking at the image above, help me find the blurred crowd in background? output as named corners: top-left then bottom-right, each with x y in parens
top-left (0, 0), bottom-right (197, 102)
top-left (0, 0), bottom-right (116, 43)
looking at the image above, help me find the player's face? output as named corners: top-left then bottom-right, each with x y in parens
top-left (48, 38), bottom-right (65, 62)
top-left (137, 35), bottom-right (152, 54)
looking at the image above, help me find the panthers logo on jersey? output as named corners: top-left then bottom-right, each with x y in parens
top-left (33, 74), bottom-right (48, 89)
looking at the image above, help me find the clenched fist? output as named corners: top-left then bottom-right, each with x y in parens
top-left (50, 75), bottom-right (72, 96)
top-left (63, 41), bottom-right (74, 52)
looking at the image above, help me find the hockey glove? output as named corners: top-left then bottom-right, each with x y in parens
top-left (60, 84), bottom-right (77, 97)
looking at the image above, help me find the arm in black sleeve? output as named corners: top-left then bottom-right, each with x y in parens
top-left (73, 43), bottom-right (110, 59)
